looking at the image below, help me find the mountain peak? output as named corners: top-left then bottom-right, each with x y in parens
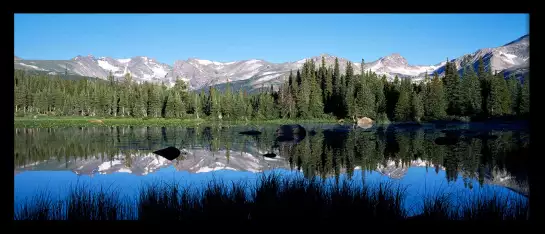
top-left (318, 53), bottom-right (335, 58)
top-left (380, 53), bottom-right (408, 66)
top-left (504, 34), bottom-right (529, 47)
top-left (72, 55), bottom-right (96, 61)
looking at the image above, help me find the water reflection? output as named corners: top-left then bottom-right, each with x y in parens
top-left (14, 122), bottom-right (529, 197)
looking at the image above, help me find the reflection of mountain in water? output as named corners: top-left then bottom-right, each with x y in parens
top-left (15, 148), bottom-right (292, 176)
top-left (14, 123), bottom-right (529, 195)
top-left (176, 149), bottom-right (288, 173)
top-left (376, 159), bottom-right (446, 179)
top-left (15, 149), bottom-right (528, 196)
top-left (484, 167), bottom-right (529, 196)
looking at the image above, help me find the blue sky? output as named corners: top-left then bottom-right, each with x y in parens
top-left (14, 14), bottom-right (528, 65)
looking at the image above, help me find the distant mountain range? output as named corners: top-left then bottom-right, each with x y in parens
top-left (14, 34), bottom-right (529, 92)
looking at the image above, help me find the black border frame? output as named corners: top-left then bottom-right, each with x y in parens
top-left (6, 4), bottom-right (541, 230)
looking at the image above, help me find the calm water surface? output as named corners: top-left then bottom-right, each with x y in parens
top-left (14, 122), bottom-right (529, 214)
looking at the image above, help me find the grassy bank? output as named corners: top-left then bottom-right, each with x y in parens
top-left (14, 116), bottom-right (338, 128)
top-left (14, 174), bottom-right (528, 221)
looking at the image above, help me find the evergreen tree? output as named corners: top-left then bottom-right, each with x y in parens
top-left (394, 78), bottom-right (412, 121)
top-left (443, 60), bottom-right (462, 115)
top-left (461, 65), bottom-right (481, 116)
top-left (519, 75), bottom-right (529, 115)
top-left (344, 61), bottom-right (355, 118)
top-left (119, 87), bottom-right (128, 116)
top-left (332, 58), bottom-right (342, 117)
top-left (165, 91), bottom-right (182, 118)
top-left (488, 72), bottom-right (510, 116)
top-left (385, 75), bottom-right (401, 120)
top-left (297, 64), bottom-right (311, 118)
top-left (411, 91), bottom-right (424, 122)
top-left (324, 67), bottom-right (333, 113)
top-left (309, 60), bottom-right (324, 118)
top-left (478, 57), bottom-right (490, 116)
top-left (107, 71), bottom-right (115, 86)
top-left (193, 92), bottom-right (202, 119)
top-left (373, 73), bottom-right (387, 116)
top-left (506, 74), bottom-right (519, 115)
top-left (244, 90), bottom-right (253, 119)
top-left (425, 73), bottom-right (447, 119)
top-left (499, 72), bottom-right (512, 115)
top-left (222, 81), bottom-right (234, 119)
top-left (146, 83), bottom-right (161, 117)
top-left (355, 71), bottom-right (375, 118)
top-left (234, 90), bottom-right (245, 120)
top-left (124, 73), bottom-right (132, 87)
top-left (110, 89), bottom-right (118, 116)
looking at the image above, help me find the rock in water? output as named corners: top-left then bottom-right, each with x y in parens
top-left (263, 153), bottom-right (276, 158)
top-left (354, 117), bottom-right (374, 129)
top-left (239, 130), bottom-right (262, 135)
top-left (153, 146), bottom-right (181, 160)
top-left (276, 124), bottom-right (306, 142)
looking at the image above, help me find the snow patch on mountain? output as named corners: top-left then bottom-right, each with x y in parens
top-left (98, 160), bottom-right (122, 172)
top-left (117, 168), bottom-right (132, 173)
top-left (499, 51), bottom-right (517, 64)
top-left (151, 66), bottom-right (168, 78)
top-left (117, 58), bottom-right (131, 63)
top-left (18, 63), bottom-right (46, 71)
top-left (97, 60), bottom-right (120, 72)
top-left (245, 59), bottom-right (261, 65)
top-left (254, 73), bottom-right (282, 84)
top-left (195, 59), bottom-right (214, 66)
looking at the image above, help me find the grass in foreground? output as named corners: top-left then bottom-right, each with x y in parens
top-left (14, 174), bottom-right (528, 221)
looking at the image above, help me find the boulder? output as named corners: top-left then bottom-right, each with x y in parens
top-left (276, 124), bottom-right (306, 142)
top-left (88, 119), bottom-right (104, 124)
top-left (354, 117), bottom-right (374, 129)
top-left (263, 153), bottom-right (277, 158)
top-left (153, 146), bottom-right (181, 160)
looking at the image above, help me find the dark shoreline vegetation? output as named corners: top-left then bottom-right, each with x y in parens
top-left (14, 55), bottom-right (529, 125)
top-left (14, 174), bottom-right (528, 221)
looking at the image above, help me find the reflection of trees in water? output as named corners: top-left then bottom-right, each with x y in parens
top-left (15, 126), bottom-right (528, 188)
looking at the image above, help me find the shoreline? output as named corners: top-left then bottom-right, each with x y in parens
top-left (14, 116), bottom-right (528, 128)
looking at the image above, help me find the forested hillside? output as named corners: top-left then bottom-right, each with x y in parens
top-left (14, 56), bottom-right (529, 122)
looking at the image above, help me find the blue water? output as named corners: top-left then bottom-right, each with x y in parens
top-left (15, 166), bottom-right (525, 215)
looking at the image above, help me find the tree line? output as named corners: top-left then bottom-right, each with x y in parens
top-left (14, 56), bottom-right (529, 121)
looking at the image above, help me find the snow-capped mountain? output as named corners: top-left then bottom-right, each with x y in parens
top-left (14, 55), bottom-right (172, 85)
top-left (430, 34), bottom-right (529, 78)
top-left (171, 58), bottom-right (275, 89)
top-left (14, 34), bottom-right (529, 91)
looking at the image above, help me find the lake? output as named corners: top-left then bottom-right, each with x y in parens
top-left (14, 121), bottom-right (529, 216)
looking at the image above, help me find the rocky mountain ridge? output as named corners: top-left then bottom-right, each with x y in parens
top-left (14, 34), bottom-right (529, 91)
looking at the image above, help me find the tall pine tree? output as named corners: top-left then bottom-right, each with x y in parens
top-left (425, 73), bottom-right (447, 119)
top-left (461, 65), bottom-right (481, 116)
